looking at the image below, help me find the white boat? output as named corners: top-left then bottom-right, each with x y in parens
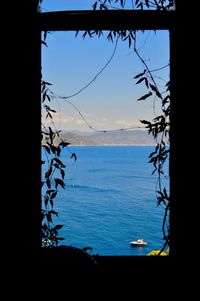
top-left (130, 238), bottom-right (147, 247)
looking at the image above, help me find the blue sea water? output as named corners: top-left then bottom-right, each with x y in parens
top-left (42, 146), bottom-right (169, 256)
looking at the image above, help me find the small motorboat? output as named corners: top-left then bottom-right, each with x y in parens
top-left (130, 238), bottom-right (147, 247)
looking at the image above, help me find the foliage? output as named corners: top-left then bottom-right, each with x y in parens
top-left (92, 0), bottom-right (174, 10)
top-left (41, 34), bottom-right (77, 247)
top-left (147, 250), bottom-right (167, 256)
top-left (41, 82), bottom-right (77, 246)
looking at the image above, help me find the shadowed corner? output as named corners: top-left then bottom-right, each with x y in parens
top-left (40, 245), bottom-right (99, 274)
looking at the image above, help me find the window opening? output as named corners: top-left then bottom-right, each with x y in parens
top-left (41, 28), bottom-right (170, 256)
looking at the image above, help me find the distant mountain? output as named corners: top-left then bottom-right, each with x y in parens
top-left (54, 130), bottom-right (156, 146)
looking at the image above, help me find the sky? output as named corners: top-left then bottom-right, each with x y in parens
top-left (41, 1), bottom-right (170, 132)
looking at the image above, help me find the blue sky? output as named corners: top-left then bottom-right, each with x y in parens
top-left (41, 1), bottom-right (170, 132)
top-left (41, 0), bottom-right (134, 11)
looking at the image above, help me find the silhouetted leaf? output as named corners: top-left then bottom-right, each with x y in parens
top-left (46, 112), bottom-right (52, 119)
top-left (53, 224), bottom-right (63, 230)
top-left (59, 141), bottom-right (71, 147)
top-left (71, 153), bottom-right (77, 161)
top-left (42, 91), bottom-right (47, 102)
top-left (54, 178), bottom-right (65, 189)
top-left (43, 31), bottom-right (47, 41)
top-left (51, 191), bottom-right (57, 199)
top-left (46, 94), bottom-right (51, 102)
top-left (92, 1), bottom-right (97, 10)
top-left (47, 189), bottom-right (56, 195)
top-left (45, 166), bottom-right (52, 179)
top-left (149, 83), bottom-right (157, 92)
top-left (52, 158), bottom-right (65, 168)
top-left (47, 143), bottom-right (57, 154)
top-left (60, 169), bottom-right (65, 179)
top-left (46, 212), bottom-right (52, 222)
top-left (135, 77), bottom-right (146, 84)
top-left (148, 157), bottom-right (156, 163)
top-left (107, 32), bottom-right (113, 42)
top-left (163, 187), bottom-right (168, 199)
top-left (56, 146), bottom-right (61, 157)
top-left (140, 119), bottom-right (151, 125)
top-left (53, 163), bottom-right (60, 169)
top-left (41, 40), bottom-right (47, 47)
top-left (144, 78), bottom-right (149, 88)
top-left (137, 92), bottom-right (152, 101)
top-left (44, 81), bottom-right (52, 86)
top-left (145, 0), bottom-right (150, 8)
top-left (162, 95), bottom-right (170, 106)
top-left (44, 195), bottom-right (49, 207)
top-left (156, 90), bottom-right (162, 99)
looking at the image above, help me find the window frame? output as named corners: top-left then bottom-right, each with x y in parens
top-left (32, 7), bottom-right (177, 261)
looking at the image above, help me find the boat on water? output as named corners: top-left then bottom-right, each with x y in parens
top-left (130, 238), bottom-right (147, 247)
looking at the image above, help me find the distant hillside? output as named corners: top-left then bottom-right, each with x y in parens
top-left (52, 130), bottom-right (156, 146)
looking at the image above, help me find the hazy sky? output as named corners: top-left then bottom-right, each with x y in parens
top-left (41, 1), bottom-right (170, 132)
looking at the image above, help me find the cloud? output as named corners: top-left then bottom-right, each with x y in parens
top-left (42, 111), bottom-right (77, 125)
top-left (114, 119), bottom-right (141, 128)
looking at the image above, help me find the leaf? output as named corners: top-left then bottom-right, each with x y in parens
top-left (134, 71), bottom-right (145, 78)
top-left (149, 83), bottom-right (157, 92)
top-left (92, 2), bottom-right (97, 10)
top-left (43, 31), bottom-right (47, 41)
top-left (71, 153), bottom-right (77, 161)
top-left (107, 32), bottom-right (113, 42)
top-left (162, 95), bottom-right (170, 106)
top-left (47, 143), bottom-right (57, 154)
top-left (60, 169), bottom-right (65, 180)
top-left (52, 158), bottom-right (66, 168)
top-left (135, 77), bottom-right (146, 84)
top-left (44, 81), bottom-right (52, 86)
top-left (49, 210), bottom-right (58, 216)
top-left (144, 78), bottom-right (149, 88)
top-left (156, 90), bottom-right (162, 99)
top-left (54, 178), bottom-right (65, 189)
top-left (148, 157), bottom-right (156, 163)
top-left (45, 166), bottom-right (52, 179)
top-left (148, 151), bottom-right (156, 158)
top-left (56, 146), bottom-right (61, 157)
top-left (137, 92), bottom-right (152, 101)
top-left (42, 91), bottom-right (46, 102)
top-left (41, 40), bottom-right (47, 47)
top-left (59, 141), bottom-right (71, 147)
top-left (46, 179), bottom-right (51, 188)
top-left (140, 119), bottom-right (151, 125)
top-left (46, 112), bottom-right (52, 119)
top-left (53, 224), bottom-right (63, 230)
top-left (145, 0), bottom-right (150, 8)
top-left (51, 191), bottom-right (57, 199)
top-left (163, 187), bottom-right (168, 199)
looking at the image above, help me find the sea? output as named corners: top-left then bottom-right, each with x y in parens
top-left (42, 146), bottom-right (169, 256)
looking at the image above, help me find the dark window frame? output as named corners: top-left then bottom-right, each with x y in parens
top-left (31, 7), bottom-right (177, 264)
